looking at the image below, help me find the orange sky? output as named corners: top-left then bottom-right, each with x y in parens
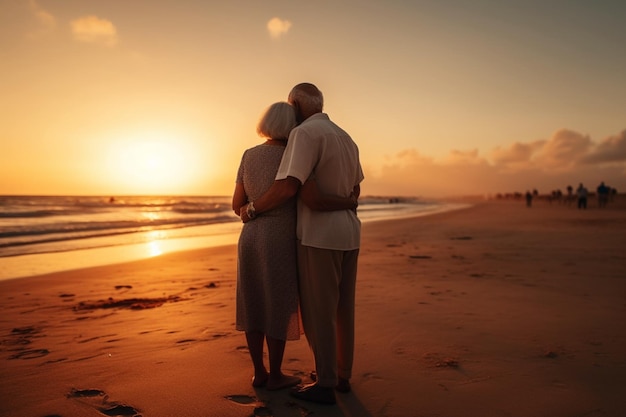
top-left (1, 1), bottom-right (625, 198)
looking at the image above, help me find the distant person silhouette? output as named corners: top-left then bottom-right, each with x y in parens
top-left (576, 183), bottom-right (588, 209)
top-left (525, 191), bottom-right (533, 207)
top-left (566, 185), bottom-right (573, 205)
top-left (597, 181), bottom-right (609, 208)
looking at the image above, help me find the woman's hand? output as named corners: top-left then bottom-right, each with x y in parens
top-left (300, 179), bottom-right (359, 212)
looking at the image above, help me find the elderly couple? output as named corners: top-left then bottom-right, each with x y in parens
top-left (232, 82), bottom-right (363, 405)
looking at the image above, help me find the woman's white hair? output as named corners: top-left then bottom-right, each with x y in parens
top-left (256, 102), bottom-right (297, 140)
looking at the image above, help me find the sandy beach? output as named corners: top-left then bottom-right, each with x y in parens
top-left (1, 198), bottom-right (625, 417)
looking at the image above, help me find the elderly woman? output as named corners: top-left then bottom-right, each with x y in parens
top-left (232, 101), bottom-right (301, 390)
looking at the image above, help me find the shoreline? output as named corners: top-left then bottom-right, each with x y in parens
top-left (0, 201), bottom-right (471, 281)
top-left (0, 222), bottom-right (243, 282)
top-left (1, 199), bottom-right (625, 417)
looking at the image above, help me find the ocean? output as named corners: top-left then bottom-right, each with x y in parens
top-left (0, 195), bottom-right (465, 280)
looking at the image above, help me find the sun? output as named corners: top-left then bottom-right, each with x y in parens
top-left (121, 141), bottom-right (174, 180)
top-left (105, 130), bottom-right (201, 194)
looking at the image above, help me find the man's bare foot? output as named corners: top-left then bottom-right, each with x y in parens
top-left (266, 374), bottom-right (302, 391)
top-left (310, 371), bottom-right (351, 393)
top-left (252, 372), bottom-right (269, 387)
top-left (336, 378), bottom-right (351, 393)
top-left (290, 383), bottom-right (336, 405)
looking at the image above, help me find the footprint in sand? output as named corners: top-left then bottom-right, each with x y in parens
top-left (362, 372), bottom-right (383, 381)
top-left (99, 404), bottom-right (140, 416)
top-left (9, 348), bottom-right (50, 360)
top-left (59, 293), bottom-right (75, 302)
top-left (225, 394), bottom-right (257, 405)
top-left (74, 295), bottom-right (184, 311)
top-left (8, 325), bottom-right (42, 338)
top-left (67, 388), bottom-right (106, 398)
top-left (67, 388), bottom-right (141, 417)
top-left (176, 338), bottom-right (198, 344)
top-left (3, 326), bottom-right (46, 358)
top-left (225, 396), bottom-right (275, 417)
top-left (77, 334), bottom-right (117, 344)
top-left (114, 285), bottom-right (132, 290)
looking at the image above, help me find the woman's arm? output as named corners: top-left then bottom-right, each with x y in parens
top-left (299, 179), bottom-right (359, 212)
top-left (232, 182), bottom-right (248, 216)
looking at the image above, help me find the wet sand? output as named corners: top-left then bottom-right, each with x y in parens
top-left (1, 197), bottom-right (625, 417)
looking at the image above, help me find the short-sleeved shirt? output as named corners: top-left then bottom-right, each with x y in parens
top-left (276, 113), bottom-right (364, 250)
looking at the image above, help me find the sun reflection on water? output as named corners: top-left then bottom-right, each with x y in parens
top-left (146, 231), bottom-right (167, 257)
top-left (142, 211), bottom-right (162, 221)
top-left (147, 241), bottom-right (163, 257)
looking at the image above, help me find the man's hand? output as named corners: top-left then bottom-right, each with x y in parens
top-left (239, 177), bottom-right (300, 222)
top-left (349, 191), bottom-right (359, 213)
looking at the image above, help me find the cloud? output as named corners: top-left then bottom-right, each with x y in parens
top-left (366, 150), bottom-right (498, 198)
top-left (581, 130), bottom-right (626, 164)
top-left (534, 128), bottom-right (592, 170)
top-left (267, 17), bottom-right (292, 39)
top-left (27, 0), bottom-right (56, 37)
top-left (491, 140), bottom-right (545, 166)
top-left (491, 129), bottom-right (597, 172)
top-left (71, 15), bottom-right (118, 47)
top-left (443, 149), bottom-right (486, 165)
top-left (392, 149), bottom-right (433, 166)
top-left (363, 128), bottom-right (626, 197)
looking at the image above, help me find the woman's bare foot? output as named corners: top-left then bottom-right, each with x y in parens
top-left (266, 374), bottom-right (302, 391)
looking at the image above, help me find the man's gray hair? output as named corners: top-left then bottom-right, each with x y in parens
top-left (289, 83), bottom-right (324, 112)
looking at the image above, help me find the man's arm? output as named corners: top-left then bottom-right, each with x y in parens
top-left (299, 179), bottom-right (359, 212)
top-left (240, 176), bottom-right (301, 222)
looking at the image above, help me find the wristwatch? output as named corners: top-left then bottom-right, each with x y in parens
top-left (246, 201), bottom-right (257, 219)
